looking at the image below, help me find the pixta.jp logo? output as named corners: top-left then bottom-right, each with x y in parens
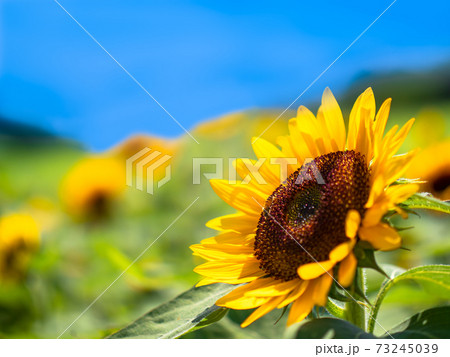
top-left (126, 148), bottom-right (172, 194)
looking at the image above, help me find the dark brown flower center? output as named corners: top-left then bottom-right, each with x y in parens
top-left (254, 150), bottom-right (370, 281)
top-left (88, 191), bottom-right (110, 219)
top-left (431, 173), bottom-right (450, 194)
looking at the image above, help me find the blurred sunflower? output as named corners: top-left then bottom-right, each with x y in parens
top-left (191, 88), bottom-right (419, 327)
top-left (109, 134), bottom-right (180, 160)
top-left (109, 134), bottom-right (179, 188)
top-left (0, 213), bottom-right (40, 281)
top-left (60, 156), bottom-right (126, 221)
top-left (407, 139), bottom-right (450, 201)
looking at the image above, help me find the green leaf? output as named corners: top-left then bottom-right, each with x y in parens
top-left (181, 316), bottom-right (262, 339)
top-left (186, 307), bottom-right (228, 333)
top-left (368, 265), bottom-right (450, 333)
top-left (108, 283), bottom-right (236, 339)
top-left (296, 318), bottom-right (375, 339)
top-left (400, 193), bottom-right (450, 214)
top-left (386, 306), bottom-right (450, 338)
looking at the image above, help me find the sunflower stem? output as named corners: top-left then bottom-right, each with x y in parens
top-left (345, 268), bottom-right (367, 331)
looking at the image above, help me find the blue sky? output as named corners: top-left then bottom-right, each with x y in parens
top-left (0, 0), bottom-right (449, 150)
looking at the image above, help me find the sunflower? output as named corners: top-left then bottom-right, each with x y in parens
top-left (407, 140), bottom-right (450, 201)
top-left (109, 134), bottom-right (180, 160)
top-left (60, 156), bottom-right (126, 221)
top-left (0, 213), bottom-right (40, 281)
top-left (191, 88), bottom-right (419, 327)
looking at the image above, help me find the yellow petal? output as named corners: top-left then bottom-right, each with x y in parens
top-left (241, 295), bottom-right (286, 327)
top-left (299, 131), bottom-right (321, 158)
top-left (385, 183), bottom-right (419, 205)
top-left (233, 158), bottom-right (280, 191)
top-left (218, 294), bottom-right (270, 310)
top-left (347, 88), bottom-right (375, 158)
top-left (314, 136), bottom-right (329, 156)
top-left (194, 259), bottom-right (264, 284)
top-left (329, 240), bottom-right (356, 262)
top-left (277, 280), bottom-right (310, 308)
top-left (347, 92), bottom-right (363, 150)
top-left (191, 243), bottom-right (254, 261)
top-left (251, 136), bottom-right (284, 161)
top-left (276, 135), bottom-right (297, 159)
top-left (196, 276), bottom-right (258, 287)
top-left (216, 278), bottom-right (274, 309)
top-left (364, 183), bottom-right (419, 228)
top-left (251, 137), bottom-right (287, 168)
top-left (373, 98), bottom-right (392, 155)
top-left (210, 179), bottom-right (267, 216)
top-left (200, 231), bottom-right (254, 245)
top-left (383, 151), bottom-right (418, 187)
top-left (338, 253), bottom-right (357, 287)
top-left (359, 223), bottom-right (402, 251)
top-left (245, 278), bottom-right (299, 297)
top-left (294, 106), bottom-right (328, 157)
top-left (345, 210), bottom-right (361, 239)
top-left (362, 203), bottom-right (387, 227)
top-left (297, 260), bottom-right (335, 280)
top-left (321, 87), bottom-right (346, 151)
top-left (312, 271), bottom-right (334, 306)
top-left (206, 212), bottom-right (258, 234)
top-left (360, 87), bottom-right (376, 120)
top-left (285, 118), bottom-right (309, 161)
top-left (297, 104), bottom-right (317, 122)
top-left (195, 277), bottom-right (221, 287)
top-left (286, 281), bottom-right (317, 326)
top-left (391, 119), bottom-right (415, 154)
top-left (366, 174), bottom-right (386, 208)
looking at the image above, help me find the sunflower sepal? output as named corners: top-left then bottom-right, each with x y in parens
top-left (392, 178), bottom-right (426, 185)
top-left (382, 215), bottom-right (415, 233)
top-left (327, 281), bottom-right (352, 302)
top-left (384, 224), bottom-right (414, 232)
top-left (383, 207), bottom-right (420, 220)
top-left (274, 305), bottom-right (289, 325)
top-left (353, 244), bottom-right (389, 279)
top-left (325, 298), bottom-right (346, 319)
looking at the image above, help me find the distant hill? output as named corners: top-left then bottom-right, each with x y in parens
top-left (0, 117), bottom-right (82, 149)
top-left (0, 117), bottom-right (56, 139)
top-left (342, 62), bottom-right (450, 106)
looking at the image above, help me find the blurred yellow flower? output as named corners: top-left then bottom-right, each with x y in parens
top-left (109, 135), bottom-right (179, 186)
top-left (194, 113), bottom-right (243, 140)
top-left (0, 213), bottom-right (40, 281)
top-left (407, 139), bottom-right (450, 201)
top-left (109, 134), bottom-right (180, 160)
top-left (408, 109), bottom-right (446, 149)
top-left (60, 156), bottom-right (126, 221)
